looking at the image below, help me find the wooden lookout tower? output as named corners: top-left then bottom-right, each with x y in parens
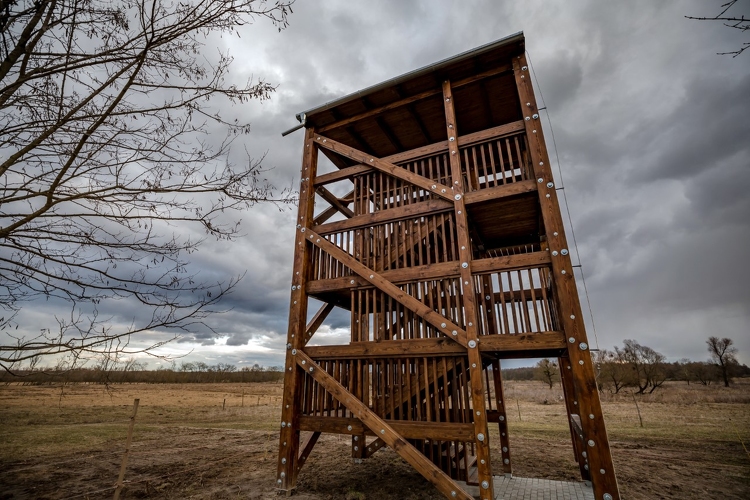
top-left (277, 33), bottom-right (620, 500)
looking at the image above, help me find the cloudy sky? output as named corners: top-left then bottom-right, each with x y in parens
top-left (11, 0), bottom-right (750, 369)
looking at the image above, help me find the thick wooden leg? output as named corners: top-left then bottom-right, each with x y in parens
top-left (491, 360), bottom-right (513, 475)
top-left (559, 355), bottom-right (590, 481)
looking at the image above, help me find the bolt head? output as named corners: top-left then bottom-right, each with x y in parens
top-left (603, 494), bottom-right (613, 500)
top-left (477, 433), bottom-right (485, 442)
top-left (588, 439), bottom-right (595, 447)
top-left (546, 181), bottom-right (554, 188)
top-left (579, 342), bottom-right (588, 351)
top-left (481, 480), bottom-right (490, 489)
top-left (468, 340), bottom-right (477, 348)
top-left (569, 337), bottom-right (576, 343)
top-left (461, 262), bottom-right (468, 268)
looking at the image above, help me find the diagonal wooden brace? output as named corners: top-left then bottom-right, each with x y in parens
top-left (313, 134), bottom-right (456, 202)
top-left (303, 227), bottom-right (468, 347)
top-left (294, 350), bottom-right (473, 500)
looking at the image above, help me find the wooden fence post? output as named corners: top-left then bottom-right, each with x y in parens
top-left (113, 398), bottom-right (139, 500)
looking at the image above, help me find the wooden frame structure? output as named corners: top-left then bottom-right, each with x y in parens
top-left (277, 33), bottom-right (620, 500)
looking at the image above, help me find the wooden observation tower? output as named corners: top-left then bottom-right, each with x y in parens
top-left (277, 33), bottom-right (620, 500)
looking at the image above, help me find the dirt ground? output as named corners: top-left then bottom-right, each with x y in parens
top-left (0, 381), bottom-right (748, 499)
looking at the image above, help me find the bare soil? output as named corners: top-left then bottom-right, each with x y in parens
top-left (0, 381), bottom-right (748, 499)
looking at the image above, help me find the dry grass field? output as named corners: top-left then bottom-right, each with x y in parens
top-left (0, 379), bottom-right (748, 499)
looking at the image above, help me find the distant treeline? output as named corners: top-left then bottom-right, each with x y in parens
top-left (502, 356), bottom-right (750, 392)
top-left (1, 362), bottom-right (284, 385)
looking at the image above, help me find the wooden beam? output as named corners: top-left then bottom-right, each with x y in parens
top-left (304, 332), bottom-right (566, 359)
top-left (298, 416), bottom-right (476, 442)
top-left (277, 128), bottom-right (319, 493)
top-left (316, 185), bottom-right (355, 218)
top-left (313, 189), bottom-right (354, 225)
top-left (306, 253), bottom-right (550, 295)
top-left (364, 437), bottom-right (387, 458)
top-left (463, 179), bottom-right (537, 205)
top-left (315, 198), bottom-right (453, 235)
top-left (313, 135), bottom-right (456, 201)
top-left (316, 64), bottom-right (513, 133)
top-left (303, 227), bottom-right (468, 346)
top-left (294, 351), bottom-right (473, 500)
top-left (314, 165), bottom-right (372, 186)
top-left (295, 431), bottom-right (321, 480)
top-left (304, 303), bottom-right (336, 345)
top-left (491, 360), bottom-right (512, 475)
top-left (443, 79), bottom-right (493, 497)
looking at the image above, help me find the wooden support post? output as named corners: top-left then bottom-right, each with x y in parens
top-left (559, 355), bottom-right (590, 480)
top-left (277, 127), bottom-right (319, 494)
top-left (442, 80), bottom-right (494, 500)
top-left (491, 361), bottom-right (512, 475)
top-left (513, 55), bottom-right (619, 500)
top-left (113, 398), bottom-right (139, 500)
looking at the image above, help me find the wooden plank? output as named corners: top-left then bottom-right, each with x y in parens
top-left (316, 185), bottom-right (355, 218)
top-left (303, 227), bottom-right (468, 346)
top-left (463, 179), bottom-right (537, 205)
top-left (294, 351), bottom-right (473, 500)
top-left (315, 198), bottom-right (453, 236)
top-left (442, 79), bottom-right (494, 498)
top-left (313, 135), bottom-right (456, 201)
top-left (514, 55), bottom-right (620, 499)
top-left (316, 64), bottom-right (513, 133)
top-left (277, 128), bottom-right (319, 493)
top-left (559, 354), bottom-right (590, 480)
top-left (471, 252), bottom-right (551, 273)
top-left (304, 303), bottom-right (336, 345)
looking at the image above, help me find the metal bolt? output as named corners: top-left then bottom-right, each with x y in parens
top-left (561, 270), bottom-right (566, 274)
top-left (291, 349), bottom-right (297, 355)
top-left (600, 469), bottom-right (606, 474)
top-left (532, 130), bottom-right (537, 133)
top-left (300, 227), bottom-right (305, 232)
top-left (580, 342), bottom-right (588, 350)
top-left (588, 440), bottom-right (595, 447)
top-left (454, 194), bottom-right (461, 200)
top-left (452, 330), bottom-right (458, 336)
top-left (561, 249), bottom-right (569, 256)
top-left (525, 116), bottom-right (530, 121)
top-left (432, 185), bottom-right (437, 189)
top-left (584, 464), bottom-right (589, 470)
top-left (369, 274), bottom-right (374, 279)
top-left (468, 322), bottom-right (473, 327)
top-left (468, 340), bottom-right (477, 348)
top-left (461, 262), bottom-right (468, 268)
top-left (539, 161), bottom-right (544, 166)
top-left (354, 446), bottom-right (358, 451)
top-left (546, 181), bottom-right (554, 188)
top-left (347, 425), bottom-right (352, 431)
top-left (282, 458), bottom-right (287, 464)
top-left (309, 367), bottom-right (313, 372)
top-left (476, 411), bottom-right (481, 416)
top-left (452, 492), bottom-right (457, 498)
top-left (381, 429), bottom-right (385, 434)
top-left (546, 194), bottom-right (551, 198)
top-left (603, 494), bottom-right (613, 500)
top-left (481, 480), bottom-right (490, 489)
top-left (449, 137), bottom-right (455, 142)
top-left (350, 280), bottom-right (355, 284)
top-left (502, 446), bottom-right (508, 452)
top-left (522, 66), bottom-right (528, 71)
top-left (301, 360), bottom-right (305, 365)
top-left (532, 114), bottom-right (539, 120)
top-left (579, 360), bottom-right (584, 365)
top-left (499, 415), bottom-right (505, 421)
top-left (589, 414), bottom-right (595, 419)
top-left (570, 314), bottom-right (576, 319)
top-left (354, 436), bottom-right (358, 441)
top-left (277, 479), bottom-right (282, 484)
top-left (477, 433), bottom-right (485, 442)
top-left (504, 458), bottom-right (510, 464)
top-left (569, 337), bottom-right (576, 343)
top-left (281, 472), bottom-right (286, 478)
top-left (441, 188), bottom-right (446, 193)
top-left (537, 177), bottom-right (544, 183)
top-left (521, 75), bottom-right (525, 79)
top-left (441, 322), bottom-right (447, 328)
top-left (472, 363), bottom-right (477, 368)
top-left (552, 250), bottom-right (558, 256)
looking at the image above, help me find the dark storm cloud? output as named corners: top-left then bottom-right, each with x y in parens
top-left (9, 0), bottom-right (749, 368)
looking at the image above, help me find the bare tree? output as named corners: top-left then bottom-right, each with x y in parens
top-left (706, 336), bottom-right (738, 387)
top-left (0, 0), bottom-right (295, 373)
top-left (616, 340), bottom-right (667, 395)
top-left (594, 348), bottom-right (635, 394)
top-left (535, 358), bottom-right (559, 389)
top-left (686, 0), bottom-right (749, 57)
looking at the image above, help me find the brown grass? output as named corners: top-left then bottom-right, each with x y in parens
top-left (0, 379), bottom-right (748, 499)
